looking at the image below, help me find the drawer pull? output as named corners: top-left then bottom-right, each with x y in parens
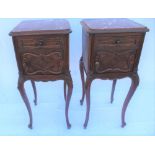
top-left (115, 40), bottom-right (121, 44)
top-left (95, 61), bottom-right (99, 65)
top-left (95, 61), bottom-right (100, 68)
top-left (38, 40), bottom-right (44, 46)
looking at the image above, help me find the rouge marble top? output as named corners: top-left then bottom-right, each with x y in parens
top-left (81, 18), bottom-right (149, 33)
top-left (9, 19), bottom-right (71, 36)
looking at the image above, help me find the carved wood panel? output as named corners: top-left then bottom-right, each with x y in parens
top-left (95, 50), bottom-right (136, 73)
top-left (22, 52), bottom-right (64, 75)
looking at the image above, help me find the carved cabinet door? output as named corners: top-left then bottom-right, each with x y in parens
top-left (21, 50), bottom-right (64, 75)
top-left (94, 49), bottom-right (136, 73)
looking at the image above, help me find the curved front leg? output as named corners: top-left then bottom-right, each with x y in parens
top-left (64, 81), bottom-right (67, 101)
top-left (18, 77), bottom-right (33, 129)
top-left (110, 79), bottom-right (117, 103)
top-left (79, 57), bottom-right (85, 105)
top-left (121, 74), bottom-right (139, 127)
top-left (83, 77), bottom-right (93, 129)
top-left (65, 76), bottom-right (73, 129)
top-left (31, 80), bottom-right (37, 105)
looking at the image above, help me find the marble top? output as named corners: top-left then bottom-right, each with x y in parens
top-left (9, 19), bottom-right (71, 36)
top-left (81, 18), bottom-right (149, 33)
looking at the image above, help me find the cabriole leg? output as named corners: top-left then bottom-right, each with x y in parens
top-left (18, 77), bottom-right (33, 129)
top-left (31, 80), bottom-right (37, 105)
top-left (83, 77), bottom-right (93, 129)
top-left (121, 74), bottom-right (139, 128)
top-left (65, 75), bottom-right (73, 129)
top-left (64, 81), bottom-right (67, 101)
top-left (79, 57), bottom-right (85, 105)
top-left (110, 79), bottom-right (117, 103)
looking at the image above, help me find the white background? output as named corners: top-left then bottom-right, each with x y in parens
top-left (0, 18), bottom-right (154, 136)
top-left (0, 0), bottom-right (155, 154)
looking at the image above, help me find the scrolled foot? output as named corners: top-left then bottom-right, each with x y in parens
top-left (67, 123), bottom-right (71, 129)
top-left (121, 122), bottom-right (126, 128)
top-left (83, 123), bottom-right (87, 129)
top-left (110, 98), bottom-right (114, 104)
top-left (28, 124), bottom-right (33, 129)
top-left (67, 123), bottom-right (72, 129)
top-left (34, 99), bottom-right (37, 106)
top-left (80, 99), bottom-right (84, 106)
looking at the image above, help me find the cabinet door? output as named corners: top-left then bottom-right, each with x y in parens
top-left (21, 50), bottom-right (64, 75)
top-left (94, 49), bottom-right (136, 73)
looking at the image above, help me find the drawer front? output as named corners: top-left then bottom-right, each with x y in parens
top-left (94, 35), bottom-right (142, 50)
top-left (94, 49), bottom-right (136, 73)
top-left (21, 51), bottom-right (64, 75)
top-left (17, 35), bottom-right (64, 50)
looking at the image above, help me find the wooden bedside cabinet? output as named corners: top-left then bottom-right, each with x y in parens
top-left (80, 18), bottom-right (149, 128)
top-left (9, 19), bottom-right (73, 129)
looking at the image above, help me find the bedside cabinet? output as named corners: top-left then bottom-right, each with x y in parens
top-left (9, 19), bottom-right (73, 129)
top-left (80, 18), bottom-right (149, 128)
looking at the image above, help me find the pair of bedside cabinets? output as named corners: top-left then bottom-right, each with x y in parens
top-left (9, 19), bottom-right (149, 129)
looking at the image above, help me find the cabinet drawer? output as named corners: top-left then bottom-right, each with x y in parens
top-left (94, 49), bottom-right (136, 73)
top-left (21, 51), bottom-right (64, 75)
top-left (17, 35), bottom-right (64, 50)
top-left (94, 35), bottom-right (142, 50)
